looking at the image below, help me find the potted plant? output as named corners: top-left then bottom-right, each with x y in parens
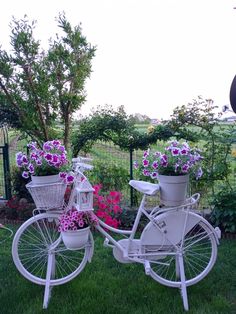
top-left (134, 140), bottom-right (203, 206)
top-left (16, 139), bottom-right (74, 184)
top-left (58, 208), bottom-right (98, 250)
top-left (15, 140), bottom-right (74, 209)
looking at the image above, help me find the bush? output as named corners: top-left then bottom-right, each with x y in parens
top-left (11, 166), bottom-right (32, 202)
top-left (118, 206), bottom-right (148, 231)
top-left (3, 196), bottom-right (33, 220)
top-left (87, 160), bottom-right (129, 192)
top-left (210, 189), bottom-right (236, 233)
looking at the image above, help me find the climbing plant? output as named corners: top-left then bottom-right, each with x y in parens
top-left (72, 105), bottom-right (175, 156)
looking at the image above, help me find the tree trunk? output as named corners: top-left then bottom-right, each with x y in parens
top-left (64, 110), bottom-right (70, 151)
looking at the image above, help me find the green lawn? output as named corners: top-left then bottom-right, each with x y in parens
top-left (1, 225), bottom-right (235, 314)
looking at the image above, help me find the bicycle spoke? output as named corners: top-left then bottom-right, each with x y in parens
top-left (13, 214), bottom-right (90, 285)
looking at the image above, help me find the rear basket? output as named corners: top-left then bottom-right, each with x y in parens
top-left (26, 181), bottom-right (67, 210)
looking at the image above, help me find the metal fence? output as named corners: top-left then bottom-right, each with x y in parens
top-left (85, 141), bottom-right (154, 207)
top-left (0, 127), bottom-right (11, 200)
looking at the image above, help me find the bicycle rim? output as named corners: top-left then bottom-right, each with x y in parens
top-left (147, 220), bottom-right (218, 287)
top-left (12, 213), bottom-right (91, 286)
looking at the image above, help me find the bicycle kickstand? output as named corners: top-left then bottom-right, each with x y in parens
top-left (43, 253), bottom-right (55, 309)
top-left (178, 253), bottom-right (189, 311)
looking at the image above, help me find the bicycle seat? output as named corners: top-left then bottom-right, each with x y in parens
top-left (129, 180), bottom-right (160, 196)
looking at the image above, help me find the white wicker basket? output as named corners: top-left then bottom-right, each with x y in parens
top-left (26, 181), bottom-right (67, 210)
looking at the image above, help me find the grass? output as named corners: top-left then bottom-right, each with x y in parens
top-left (1, 225), bottom-right (236, 314)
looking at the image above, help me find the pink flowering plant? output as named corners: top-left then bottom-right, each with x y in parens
top-left (93, 184), bottom-right (122, 229)
top-left (58, 208), bottom-right (98, 232)
top-left (134, 140), bottom-right (203, 180)
top-left (15, 139), bottom-right (74, 183)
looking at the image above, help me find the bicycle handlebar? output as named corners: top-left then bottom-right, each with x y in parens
top-left (72, 156), bottom-right (93, 173)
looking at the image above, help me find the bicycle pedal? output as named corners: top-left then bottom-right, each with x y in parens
top-left (103, 238), bottom-right (114, 248)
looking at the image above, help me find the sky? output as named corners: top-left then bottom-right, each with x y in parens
top-left (1, 0), bottom-right (236, 119)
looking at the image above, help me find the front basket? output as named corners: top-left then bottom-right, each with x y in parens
top-left (26, 181), bottom-right (67, 210)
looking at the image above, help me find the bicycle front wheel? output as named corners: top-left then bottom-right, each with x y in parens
top-left (12, 213), bottom-right (93, 286)
top-left (144, 213), bottom-right (218, 287)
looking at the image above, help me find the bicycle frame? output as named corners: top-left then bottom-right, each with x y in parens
top-left (94, 191), bottom-right (219, 265)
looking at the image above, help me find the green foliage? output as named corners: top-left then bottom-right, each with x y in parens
top-left (87, 159), bottom-right (129, 192)
top-left (72, 105), bottom-right (174, 155)
top-left (10, 167), bottom-right (32, 201)
top-left (168, 96), bottom-right (235, 198)
top-left (4, 167), bottom-right (33, 220)
top-left (210, 189), bottom-right (236, 233)
top-left (0, 13), bottom-right (96, 148)
top-left (118, 206), bottom-right (148, 230)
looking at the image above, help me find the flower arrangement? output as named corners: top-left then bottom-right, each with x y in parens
top-left (15, 140), bottom-right (74, 183)
top-left (93, 184), bottom-right (122, 228)
top-left (134, 140), bottom-right (203, 179)
top-left (58, 208), bottom-right (98, 232)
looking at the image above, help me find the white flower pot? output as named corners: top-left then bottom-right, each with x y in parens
top-left (61, 227), bottom-right (90, 250)
top-left (31, 174), bottom-right (60, 185)
top-left (158, 174), bottom-right (189, 207)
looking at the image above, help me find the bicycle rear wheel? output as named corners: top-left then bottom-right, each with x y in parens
top-left (142, 213), bottom-right (218, 287)
top-left (12, 213), bottom-right (93, 286)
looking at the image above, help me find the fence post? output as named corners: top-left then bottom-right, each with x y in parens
top-left (3, 143), bottom-right (11, 199)
top-left (129, 147), bottom-right (134, 207)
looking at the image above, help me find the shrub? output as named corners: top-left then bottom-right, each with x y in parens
top-left (210, 189), bottom-right (236, 233)
top-left (118, 206), bottom-right (148, 231)
top-left (11, 167), bottom-right (32, 202)
top-left (4, 195), bottom-right (33, 220)
top-left (88, 160), bottom-right (129, 192)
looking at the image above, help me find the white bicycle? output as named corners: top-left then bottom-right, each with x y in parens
top-left (12, 158), bottom-right (220, 311)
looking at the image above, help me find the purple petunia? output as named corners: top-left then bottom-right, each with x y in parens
top-left (151, 171), bottom-right (158, 179)
top-left (142, 159), bottom-right (149, 167)
top-left (22, 171), bottom-right (29, 179)
top-left (180, 148), bottom-right (188, 155)
top-left (43, 142), bottom-right (52, 151)
top-left (152, 161), bottom-right (158, 169)
top-left (133, 140), bottom-right (203, 179)
top-left (58, 208), bottom-right (98, 232)
top-left (15, 139), bottom-right (71, 180)
top-left (143, 169), bottom-right (150, 176)
top-left (171, 148), bottom-right (180, 156)
top-left (181, 164), bottom-right (190, 173)
top-left (143, 149), bottom-right (150, 158)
